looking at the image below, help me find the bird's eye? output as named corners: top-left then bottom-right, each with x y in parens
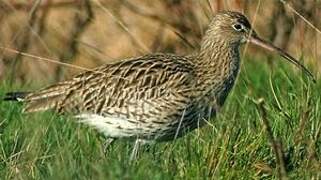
top-left (232, 23), bottom-right (244, 32)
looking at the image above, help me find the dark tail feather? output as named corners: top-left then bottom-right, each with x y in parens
top-left (3, 92), bottom-right (29, 101)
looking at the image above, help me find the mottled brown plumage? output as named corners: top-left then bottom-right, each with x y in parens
top-left (4, 11), bottom-right (314, 159)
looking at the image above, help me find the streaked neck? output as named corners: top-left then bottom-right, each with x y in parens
top-left (194, 36), bottom-right (241, 102)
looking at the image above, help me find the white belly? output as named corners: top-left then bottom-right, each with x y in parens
top-left (76, 114), bottom-right (142, 138)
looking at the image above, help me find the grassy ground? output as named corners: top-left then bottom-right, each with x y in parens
top-left (0, 57), bottom-right (320, 179)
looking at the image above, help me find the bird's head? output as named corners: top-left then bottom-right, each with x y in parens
top-left (206, 11), bottom-right (253, 44)
top-left (203, 11), bottom-right (315, 82)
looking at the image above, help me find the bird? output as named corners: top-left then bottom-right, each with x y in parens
top-left (3, 11), bottom-right (314, 160)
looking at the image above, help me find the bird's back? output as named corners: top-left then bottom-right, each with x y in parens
top-left (16, 53), bottom-right (212, 140)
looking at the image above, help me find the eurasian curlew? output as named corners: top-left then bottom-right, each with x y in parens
top-left (4, 11), bottom-right (314, 160)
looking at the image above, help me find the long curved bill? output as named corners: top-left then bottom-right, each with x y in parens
top-left (248, 33), bottom-right (316, 83)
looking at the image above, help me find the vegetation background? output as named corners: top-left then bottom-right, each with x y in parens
top-left (0, 0), bottom-right (320, 179)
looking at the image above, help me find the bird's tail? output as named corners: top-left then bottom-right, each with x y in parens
top-left (3, 92), bottom-right (29, 101)
top-left (3, 81), bottom-right (72, 113)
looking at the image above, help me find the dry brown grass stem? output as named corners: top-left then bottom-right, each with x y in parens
top-left (121, 1), bottom-right (197, 50)
top-left (9, 0), bottom-right (42, 83)
top-left (1, 46), bottom-right (92, 72)
top-left (94, 0), bottom-right (150, 54)
top-left (0, 0), bottom-right (69, 10)
top-left (0, 46), bottom-right (130, 81)
top-left (55, 0), bottom-right (93, 81)
top-left (279, 0), bottom-right (321, 36)
top-left (241, 0), bottom-right (260, 70)
top-left (255, 98), bottom-right (288, 180)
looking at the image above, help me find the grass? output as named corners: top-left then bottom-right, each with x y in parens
top-left (0, 57), bottom-right (320, 179)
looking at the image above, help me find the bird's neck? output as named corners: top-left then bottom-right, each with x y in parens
top-left (194, 36), bottom-right (241, 105)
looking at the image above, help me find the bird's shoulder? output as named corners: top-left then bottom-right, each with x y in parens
top-left (72, 53), bottom-right (197, 89)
